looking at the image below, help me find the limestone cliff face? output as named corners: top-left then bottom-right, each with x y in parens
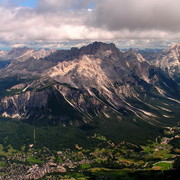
top-left (0, 90), bottom-right (48, 119)
top-left (0, 85), bottom-right (104, 125)
top-left (152, 43), bottom-right (180, 81)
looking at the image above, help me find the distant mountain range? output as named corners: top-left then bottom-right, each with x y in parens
top-left (0, 42), bottom-right (179, 143)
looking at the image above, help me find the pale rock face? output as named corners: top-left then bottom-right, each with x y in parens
top-left (48, 55), bottom-right (111, 90)
top-left (0, 91), bottom-right (48, 119)
top-left (123, 50), bottom-right (151, 83)
top-left (136, 53), bottom-right (147, 63)
top-left (153, 43), bottom-right (180, 79)
top-left (3, 47), bottom-right (56, 61)
top-left (16, 48), bottom-right (56, 61)
top-left (135, 53), bottom-right (150, 83)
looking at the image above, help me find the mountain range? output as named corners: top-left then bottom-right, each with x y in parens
top-left (0, 42), bottom-right (179, 144)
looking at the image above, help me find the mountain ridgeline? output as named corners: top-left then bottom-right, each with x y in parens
top-left (0, 42), bottom-right (179, 144)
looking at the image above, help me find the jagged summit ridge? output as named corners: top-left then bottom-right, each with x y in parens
top-left (79, 41), bottom-right (119, 55)
top-left (0, 46), bottom-right (56, 61)
top-left (44, 41), bottom-right (120, 63)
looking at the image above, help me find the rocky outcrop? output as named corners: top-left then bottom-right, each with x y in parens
top-left (0, 90), bottom-right (49, 119)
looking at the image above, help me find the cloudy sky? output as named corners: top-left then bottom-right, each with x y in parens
top-left (0, 0), bottom-right (179, 49)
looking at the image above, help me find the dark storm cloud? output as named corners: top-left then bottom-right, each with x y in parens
top-left (90, 0), bottom-right (180, 32)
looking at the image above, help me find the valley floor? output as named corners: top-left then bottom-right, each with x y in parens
top-left (0, 126), bottom-right (179, 179)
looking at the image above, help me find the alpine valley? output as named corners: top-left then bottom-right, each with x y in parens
top-left (0, 42), bottom-right (179, 179)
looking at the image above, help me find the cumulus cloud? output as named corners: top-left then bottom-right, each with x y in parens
top-left (0, 0), bottom-right (97, 42)
top-left (0, 0), bottom-right (179, 49)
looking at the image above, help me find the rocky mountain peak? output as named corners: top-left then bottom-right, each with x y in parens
top-left (164, 43), bottom-right (180, 60)
top-left (6, 47), bottom-right (34, 60)
top-left (79, 41), bottom-right (119, 56)
top-left (44, 42), bottom-right (120, 63)
top-left (9, 46), bottom-right (33, 55)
